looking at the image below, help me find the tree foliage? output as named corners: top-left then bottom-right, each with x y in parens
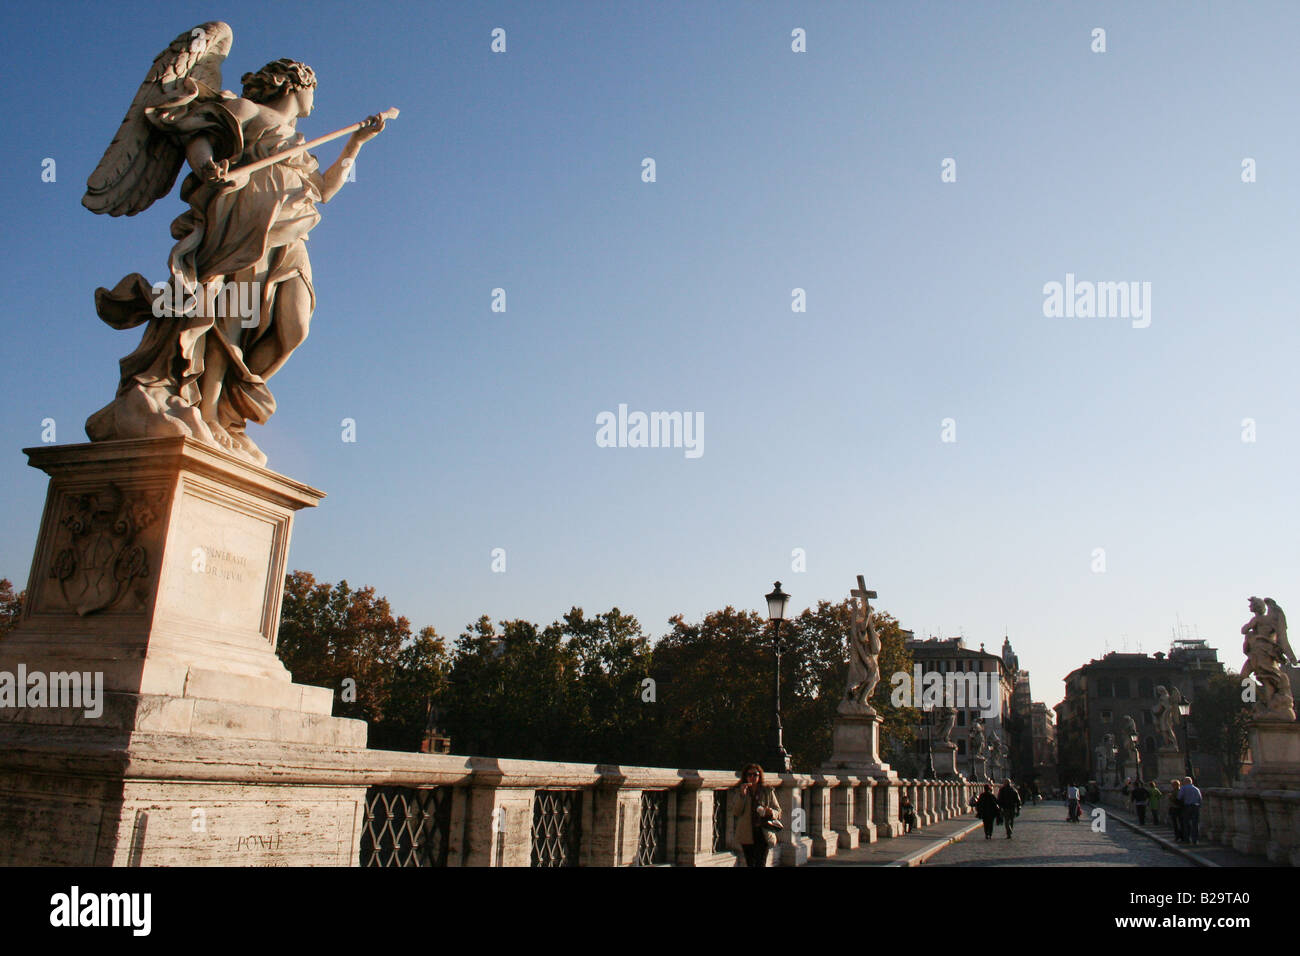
top-left (1192, 671), bottom-right (1253, 784)
top-left (270, 571), bottom-right (921, 772)
top-left (0, 579), bottom-right (24, 639)
top-left (276, 570), bottom-right (449, 747)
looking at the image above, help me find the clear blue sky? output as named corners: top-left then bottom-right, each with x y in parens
top-left (2, 1), bottom-right (1297, 707)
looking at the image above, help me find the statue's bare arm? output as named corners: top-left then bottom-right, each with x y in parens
top-left (312, 114), bottom-right (386, 202)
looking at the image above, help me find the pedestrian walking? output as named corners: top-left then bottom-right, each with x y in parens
top-left (1178, 776), bottom-right (1203, 846)
top-left (1146, 779), bottom-right (1162, 826)
top-left (1167, 779), bottom-right (1184, 842)
top-left (899, 795), bottom-right (917, 833)
top-left (1065, 782), bottom-right (1080, 822)
top-left (974, 784), bottom-right (1000, 840)
top-left (727, 763), bottom-right (781, 867)
top-left (997, 778), bottom-right (1022, 839)
top-left (1133, 778), bottom-right (1149, 825)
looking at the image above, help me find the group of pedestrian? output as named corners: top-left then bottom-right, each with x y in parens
top-left (1167, 776), bottom-right (1203, 845)
top-left (1121, 776), bottom-right (1201, 843)
top-left (972, 779), bottom-right (1022, 839)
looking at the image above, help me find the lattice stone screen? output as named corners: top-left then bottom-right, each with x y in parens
top-left (359, 785), bottom-right (451, 867)
top-left (531, 789), bottom-right (582, 867)
top-left (712, 789), bottom-right (729, 853)
top-left (635, 790), bottom-right (669, 866)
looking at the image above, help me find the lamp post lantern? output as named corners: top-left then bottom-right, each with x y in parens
top-left (765, 581), bottom-right (792, 774)
top-left (923, 703), bottom-right (937, 779)
top-left (1177, 700), bottom-right (1193, 779)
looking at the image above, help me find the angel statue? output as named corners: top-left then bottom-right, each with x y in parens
top-left (1150, 685), bottom-right (1183, 751)
top-left (82, 22), bottom-right (395, 466)
top-left (1120, 714), bottom-right (1141, 773)
top-left (933, 705), bottom-right (956, 748)
top-left (842, 575), bottom-right (881, 716)
top-left (1241, 596), bottom-right (1297, 720)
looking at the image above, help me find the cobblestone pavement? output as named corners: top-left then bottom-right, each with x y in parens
top-left (924, 802), bottom-right (1196, 867)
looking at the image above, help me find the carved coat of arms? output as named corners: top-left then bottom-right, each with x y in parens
top-left (49, 483), bottom-right (164, 615)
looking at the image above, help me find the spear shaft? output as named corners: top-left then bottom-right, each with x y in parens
top-left (235, 107), bottom-right (399, 176)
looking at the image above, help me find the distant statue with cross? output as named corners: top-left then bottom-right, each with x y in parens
top-left (842, 574), bottom-right (882, 716)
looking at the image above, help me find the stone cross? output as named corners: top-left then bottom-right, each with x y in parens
top-left (851, 575), bottom-right (877, 615)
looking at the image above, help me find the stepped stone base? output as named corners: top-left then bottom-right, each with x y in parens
top-left (0, 439), bottom-right (369, 865)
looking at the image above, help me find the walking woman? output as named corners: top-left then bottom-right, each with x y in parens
top-left (1146, 779), bottom-right (1162, 826)
top-left (728, 763), bottom-right (782, 867)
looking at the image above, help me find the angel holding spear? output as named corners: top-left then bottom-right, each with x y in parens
top-left (83, 22), bottom-right (396, 465)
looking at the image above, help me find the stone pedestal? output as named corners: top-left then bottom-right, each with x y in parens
top-left (972, 755), bottom-right (987, 782)
top-left (823, 711), bottom-right (889, 774)
top-left (822, 710), bottom-right (900, 836)
top-left (1243, 718), bottom-right (1300, 788)
top-left (0, 438), bottom-right (369, 865)
top-left (1152, 750), bottom-right (1188, 785)
top-left (931, 744), bottom-right (958, 778)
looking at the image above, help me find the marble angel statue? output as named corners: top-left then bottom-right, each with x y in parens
top-left (82, 21), bottom-right (395, 466)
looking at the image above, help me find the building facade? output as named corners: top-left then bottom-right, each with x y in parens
top-left (1055, 640), bottom-right (1225, 788)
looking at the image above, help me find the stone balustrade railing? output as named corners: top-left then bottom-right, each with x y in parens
top-left (357, 752), bottom-right (982, 867)
top-left (1201, 787), bottom-right (1300, 865)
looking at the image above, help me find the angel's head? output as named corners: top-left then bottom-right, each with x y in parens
top-left (1249, 596), bottom-right (1266, 615)
top-left (241, 59), bottom-right (317, 117)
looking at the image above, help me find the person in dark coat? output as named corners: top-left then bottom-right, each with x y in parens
top-left (974, 784), bottom-right (1000, 839)
top-left (997, 779), bottom-right (1022, 838)
top-left (1132, 777), bottom-right (1149, 825)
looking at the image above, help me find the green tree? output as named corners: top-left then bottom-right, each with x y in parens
top-left (275, 570), bottom-right (410, 724)
top-left (443, 616), bottom-right (582, 761)
top-left (0, 579), bottom-right (24, 639)
top-left (649, 607), bottom-right (771, 770)
top-left (558, 607), bottom-right (656, 765)
top-left (370, 625), bottom-right (451, 752)
top-left (1192, 671), bottom-right (1253, 784)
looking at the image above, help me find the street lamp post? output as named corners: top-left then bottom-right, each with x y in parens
top-left (1178, 700), bottom-right (1193, 779)
top-left (765, 581), bottom-right (792, 774)
top-left (923, 706), bottom-right (936, 779)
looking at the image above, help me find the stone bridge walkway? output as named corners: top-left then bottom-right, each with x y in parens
top-left (807, 802), bottom-right (1232, 867)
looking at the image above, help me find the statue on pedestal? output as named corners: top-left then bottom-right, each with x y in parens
top-left (1121, 714), bottom-right (1142, 777)
top-left (841, 575), bottom-right (881, 716)
top-left (1151, 685), bottom-right (1183, 751)
top-left (1242, 597), bottom-right (1297, 720)
top-left (1097, 732), bottom-right (1117, 783)
top-left (933, 706), bottom-right (956, 748)
top-left (81, 22), bottom-right (395, 467)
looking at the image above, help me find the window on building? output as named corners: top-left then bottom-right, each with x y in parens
top-left (1142, 710), bottom-right (1153, 726)
top-left (957, 710), bottom-right (966, 727)
top-left (1096, 678), bottom-right (1113, 698)
top-left (1115, 678), bottom-right (1130, 698)
top-left (1101, 710), bottom-right (1113, 723)
top-left (957, 740), bottom-right (966, 755)
top-left (1145, 736), bottom-right (1155, 754)
top-left (1138, 678), bottom-right (1153, 698)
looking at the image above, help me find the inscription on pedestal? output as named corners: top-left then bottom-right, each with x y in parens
top-left (159, 492), bottom-right (274, 636)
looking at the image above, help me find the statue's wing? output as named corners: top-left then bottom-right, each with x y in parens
top-left (83, 21), bottom-right (233, 216)
top-left (1268, 600), bottom-right (1296, 663)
